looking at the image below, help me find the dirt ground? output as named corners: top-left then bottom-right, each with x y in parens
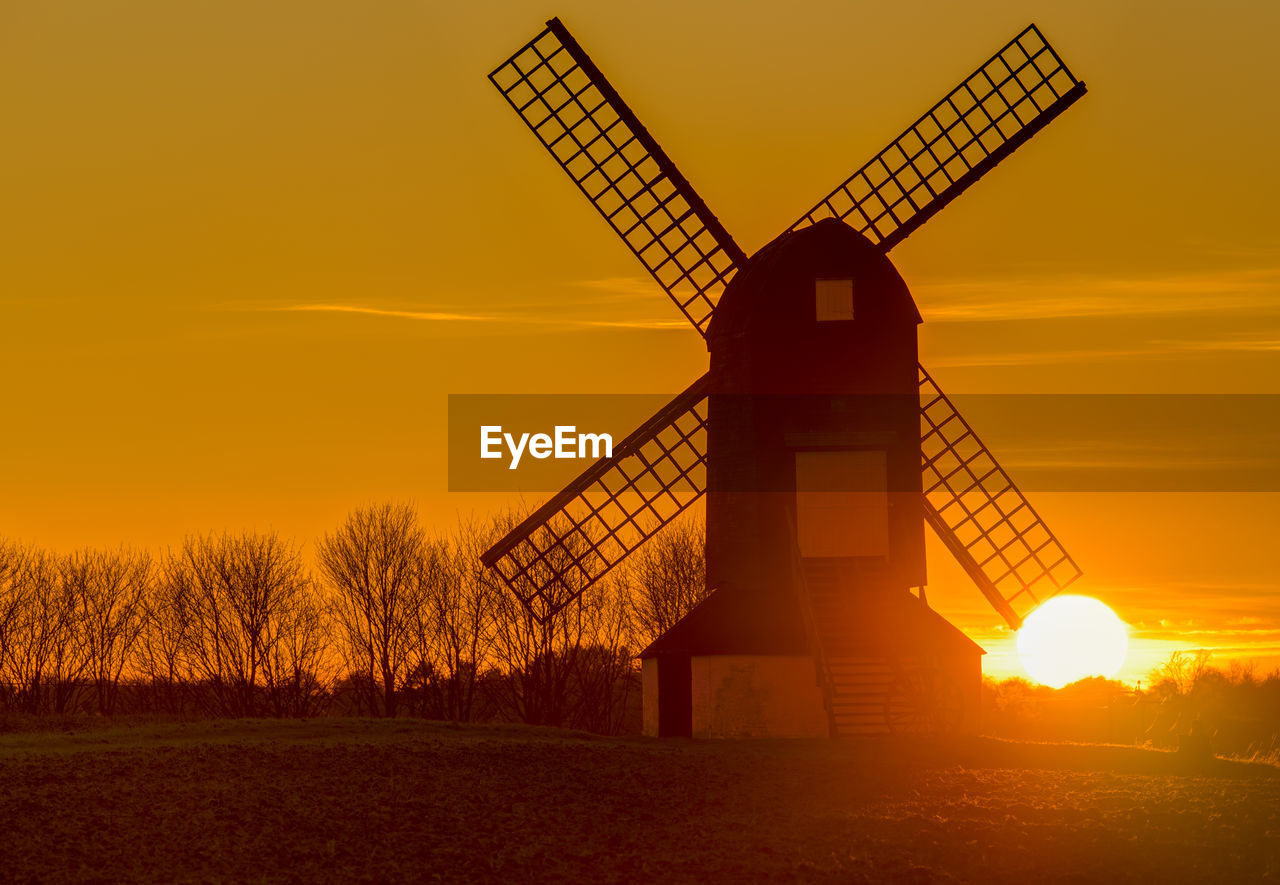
top-left (0, 718), bottom-right (1275, 883)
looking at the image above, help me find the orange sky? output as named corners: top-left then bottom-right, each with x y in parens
top-left (2, 0), bottom-right (1279, 684)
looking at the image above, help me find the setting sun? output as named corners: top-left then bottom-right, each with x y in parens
top-left (1016, 595), bottom-right (1129, 688)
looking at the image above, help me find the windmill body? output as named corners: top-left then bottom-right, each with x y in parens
top-left (705, 218), bottom-right (925, 598)
top-left (483, 17), bottom-right (1088, 738)
top-left (643, 218), bottom-right (978, 738)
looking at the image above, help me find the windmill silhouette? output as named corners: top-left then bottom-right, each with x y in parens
top-left (482, 18), bottom-right (1087, 737)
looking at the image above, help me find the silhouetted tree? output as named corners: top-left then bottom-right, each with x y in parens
top-left (569, 576), bottom-right (636, 734)
top-left (136, 564), bottom-right (195, 715)
top-left (407, 521), bottom-right (496, 721)
top-left (1156, 649), bottom-right (1214, 695)
top-left (60, 547), bottom-right (151, 714)
top-left (0, 541), bottom-right (36, 711)
top-left (260, 567), bottom-right (333, 718)
top-left (5, 548), bottom-right (83, 713)
top-left (317, 503), bottom-right (423, 718)
top-left (485, 510), bottom-right (637, 731)
top-left (624, 516), bottom-right (707, 651)
top-left (486, 513), bottom-right (582, 727)
top-left (162, 531), bottom-right (320, 717)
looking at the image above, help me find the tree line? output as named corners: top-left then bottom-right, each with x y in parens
top-left (0, 504), bottom-right (708, 733)
top-left (983, 650), bottom-right (1280, 760)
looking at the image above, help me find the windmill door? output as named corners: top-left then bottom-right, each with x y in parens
top-left (794, 450), bottom-right (890, 559)
top-left (656, 653), bottom-right (692, 737)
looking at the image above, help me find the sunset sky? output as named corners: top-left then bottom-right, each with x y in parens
top-left (3, 0), bottom-right (1279, 683)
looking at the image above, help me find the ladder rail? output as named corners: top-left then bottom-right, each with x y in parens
top-left (784, 508), bottom-right (837, 737)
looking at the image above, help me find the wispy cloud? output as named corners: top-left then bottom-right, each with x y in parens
top-left (572, 277), bottom-right (664, 302)
top-left (578, 318), bottom-right (691, 330)
top-left (275, 304), bottom-right (501, 323)
top-left (255, 266), bottom-right (1280, 348)
top-left (577, 268), bottom-right (1280, 322)
top-left (915, 268), bottom-right (1280, 323)
top-left (1171, 336), bottom-right (1280, 353)
top-left (259, 303), bottom-right (691, 332)
top-left (930, 346), bottom-right (1154, 368)
top-left (933, 332), bottom-right (1280, 367)
top-left (1002, 450), bottom-right (1276, 474)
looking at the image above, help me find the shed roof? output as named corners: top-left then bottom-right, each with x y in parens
top-left (640, 585), bottom-right (809, 658)
top-left (641, 584), bottom-right (985, 659)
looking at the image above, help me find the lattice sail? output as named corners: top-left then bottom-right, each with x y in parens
top-left (793, 24), bottom-right (1086, 252)
top-left (481, 375), bottom-right (710, 622)
top-left (918, 365), bottom-right (1081, 628)
top-left (490, 19), bottom-right (745, 337)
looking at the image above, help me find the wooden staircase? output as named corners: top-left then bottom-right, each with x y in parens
top-left (785, 517), bottom-right (974, 736)
top-left (798, 559), bottom-right (899, 736)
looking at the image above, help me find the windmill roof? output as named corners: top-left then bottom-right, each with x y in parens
top-left (706, 218), bottom-right (921, 341)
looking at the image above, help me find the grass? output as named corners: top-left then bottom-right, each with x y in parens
top-left (0, 718), bottom-right (1276, 883)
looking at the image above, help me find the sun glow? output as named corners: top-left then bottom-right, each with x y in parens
top-left (1016, 595), bottom-right (1129, 688)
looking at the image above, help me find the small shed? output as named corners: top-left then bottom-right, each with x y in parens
top-left (640, 584), bottom-right (984, 738)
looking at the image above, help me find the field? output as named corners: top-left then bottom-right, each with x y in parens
top-left (0, 719), bottom-right (1276, 883)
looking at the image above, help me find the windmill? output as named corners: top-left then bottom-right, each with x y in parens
top-left (481, 18), bottom-right (1087, 737)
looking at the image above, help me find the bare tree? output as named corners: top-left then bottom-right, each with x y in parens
top-left (570, 575), bottom-right (637, 734)
top-left (317, 503), bottom-right (423, 718)
top-left (405, 518), bottom-right (498, 721)
top-left (485, 510), bottom-right (638, 730)
top-left (482, 510), bottom-right (702, 733)
top-left (0, 541), bottom-right (35, 711)
top-left (4, 548), bottom-right (84, 714)
top-left (162, 532), bottom-right (319, 717)
top-left (624, 516), bottom-right (707, 650)
top-left (136, 565), bottom-right (195, 715)
top-left (60, 548), bottom-right (151, 714)
top-left (435, 518), bottom-right (499, 722)
top-left (260, 574), bottom-right (333, 718)
top-left (1157, 649), bottom-right (1215, 695)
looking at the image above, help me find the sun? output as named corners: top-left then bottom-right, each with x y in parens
top-left (1016, 595), bottom-right (1129, 688)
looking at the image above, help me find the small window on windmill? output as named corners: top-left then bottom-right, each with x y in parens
top-left (815, 278), bottom-right (855, 322)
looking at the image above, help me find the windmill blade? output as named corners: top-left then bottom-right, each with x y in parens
top-left (481, 374), bottom-right (710, 622)
top-left (793, 24), bottom-right (1087, 251)
top-left (918, 365), bottom-right (1081, 628)
top-left (490, 19), bottom-right (746, 337)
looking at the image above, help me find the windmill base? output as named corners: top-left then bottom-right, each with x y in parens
top-left (639, 585), bottom-right (984, 738)
top-left (642, 655), bottom-right (829, 739)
